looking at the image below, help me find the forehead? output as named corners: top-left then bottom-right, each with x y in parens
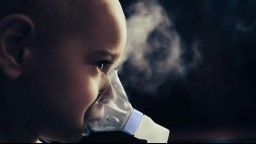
top-left (67, 0), bottom-right (127, 54)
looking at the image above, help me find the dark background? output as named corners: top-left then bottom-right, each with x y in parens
top-left (81, 0), bottom-right (256, 143)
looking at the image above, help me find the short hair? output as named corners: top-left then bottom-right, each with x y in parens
top-left (1, 0), bottom-right (106, 47)
top-left (0, 0), bottom-right (76, 45)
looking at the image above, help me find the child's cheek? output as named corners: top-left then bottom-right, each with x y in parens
top-left (64, 72), bottom-right (100, 125)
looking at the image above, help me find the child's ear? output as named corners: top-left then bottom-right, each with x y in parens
top-left (0, 14), bottom-right (35, 79)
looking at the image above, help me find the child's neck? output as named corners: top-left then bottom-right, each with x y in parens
top-left (0, 113), bottom-right (39, 143)
top-left (0, 94), bottom-right (39, 143)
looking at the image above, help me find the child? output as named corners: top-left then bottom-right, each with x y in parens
top-left (0, 0), bottom-right (127, 142)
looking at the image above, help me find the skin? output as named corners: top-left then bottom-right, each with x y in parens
top-left (0, 0), bottom-right (127, 143)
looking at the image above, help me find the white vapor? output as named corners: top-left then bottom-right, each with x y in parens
top-left (120, 0), bottom-right (202, 95)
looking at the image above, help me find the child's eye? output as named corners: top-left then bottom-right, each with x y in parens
top-left (95, 60), bottom-right (112, 71)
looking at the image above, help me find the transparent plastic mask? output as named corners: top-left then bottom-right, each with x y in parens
top-left (84, 69), bottom-right (133, 134)
top-left (83, 70), bottom-right (170, 143)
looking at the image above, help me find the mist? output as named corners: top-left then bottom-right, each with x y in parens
top-left (120, 0), bottom-right (202, 95)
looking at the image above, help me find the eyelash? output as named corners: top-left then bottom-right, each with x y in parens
top-left (95, 60), bottom-right (112, 72)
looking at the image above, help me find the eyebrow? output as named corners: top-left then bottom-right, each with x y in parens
top-left (92, 50), bottom-right (120, 61)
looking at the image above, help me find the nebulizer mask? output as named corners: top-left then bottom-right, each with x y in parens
top-left (83, 69), bottom-right (170, 143)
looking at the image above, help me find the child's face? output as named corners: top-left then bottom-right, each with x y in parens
top-left (21, 1), bottom-right (126, 142)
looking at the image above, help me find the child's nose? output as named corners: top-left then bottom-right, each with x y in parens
top-left (98, 70), bottom-right (117, 104)
top-left (98, 82), bottom-right (116, 104)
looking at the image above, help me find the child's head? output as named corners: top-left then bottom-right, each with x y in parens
top-left (0, 0), bottom-right (126, 142)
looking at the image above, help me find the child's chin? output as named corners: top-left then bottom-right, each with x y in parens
top-left (46, 126), bottom-right (84, 143)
